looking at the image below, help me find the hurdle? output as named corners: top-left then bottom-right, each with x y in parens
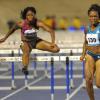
top-left (30, 53), bottom-right (50, 78)
top-left (32, 54), bottom-right (38, 78)
top-left (0, 55), bottom-right (98, 100)
top-left (0, 56), bottom-right (60, 91)
top-left (24, 55), bottom-right (85, 100)
top-left (25, 56), bottom-right (84, 100)
top-left (25, 56), bottom-right (70, 100)
top-left (0, 48), bottom-right (84, 77)
top-left (0, 48), bottom-right (82, 78)
top-left (0, 49), bottom-right (53, 81)
top-left (45, 55), bottom-right (85, 88)
top-left (0, 57), bottom-right (21, 90)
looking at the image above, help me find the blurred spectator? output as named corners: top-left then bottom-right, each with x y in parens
top-left (43, 15), bottom-right (57, 30)
top-left (72, 16), bottom-right (82, 30)
top-left (43, 15), bottom-right (84, 31)
top-left (51, 15), bottom-right (57, 30)
top-left (43, 15), bottom-right (52, 28)
top-left (58, 16), bottom-right (68, 30)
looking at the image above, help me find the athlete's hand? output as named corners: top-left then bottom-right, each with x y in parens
top-left (0, 38), bottom-right (6, 43)
top-left (80, 56), bottom-right (85, 61)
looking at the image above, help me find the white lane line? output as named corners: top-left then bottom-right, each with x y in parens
top-left (0, 67), bottom-right (62, 100)
top-left (69, 83), bottom-right (83, 99)
top-left (0, 68), bottom-right (9, 71)
top-left (0, 64), bottom-right (20, 76)
top-left (1, 68), bottom-right (19, 76)
top-left (0, 74), bottom-right (46, 100)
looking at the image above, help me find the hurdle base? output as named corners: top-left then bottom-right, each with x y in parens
top-left (65, 94), bottom-right (69, 100)
top-left (70, 86), bottom-right (75, 89)
top-left (51, 94), bottom-right (54, 100)
top-left (44, 70), bottom-right (48, 78)
top-left (47, 74), bottom-right (83, 79)
top-left (11, 86), bottom-right (16, 90)
top-left (70, 79), bottom-right (75, 89)
top-left (82, 85), bottom-right (98, 89)
top-left (0, 75), bottom-right (34, 79)
top-left (27, 86), bottom-right (67, 90)
top-left (93, 86), bottom-right (98, 89)
top-left (33, 70), bottom-right (38, 78)
top-left (0, 87), bottom-right (12, 90)
top-left (27, 85), bottom-right (98, 92)
top-left (25, 87), bottom-right (29, 90)
top-left (82, 79), bottom-right (86, 88)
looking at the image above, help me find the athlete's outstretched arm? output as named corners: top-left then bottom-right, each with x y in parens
top-left (82, 39), bottom-right (87, 56)
top-left (0, 21), bottom-right (21, 43)
top-left (80, 28), bottom-right (88, 61)
top-left (37, 20), bottom-right (55, 44)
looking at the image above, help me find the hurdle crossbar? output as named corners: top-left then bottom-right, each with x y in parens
top-left (47, 74), bottom-right (83, 79)
top-left (0, 75), bottom-right (34, 79)
top-left (0, 56), bottom-right (81, 62)
top-left (0, 48), bottom-right (82, 54)
top-left (0, 87), bottom-right (12, 90)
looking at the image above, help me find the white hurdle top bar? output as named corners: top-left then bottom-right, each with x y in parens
top-left (0, 48), bottom-right (82, 54)
top-left (0, 56), bottom-right (81, 62)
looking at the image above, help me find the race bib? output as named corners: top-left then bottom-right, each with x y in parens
top-left (24, 28), bottom-right (37, 40)
top-left (86, 34), bottom-right (99, 45)
top-left (24, 29), bottom-right (36, 35)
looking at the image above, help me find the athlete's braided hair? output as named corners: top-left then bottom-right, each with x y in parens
top-left (88, 4), bottom-right (100, 18)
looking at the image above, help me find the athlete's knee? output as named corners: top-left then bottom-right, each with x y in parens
top-left (86, 79), bottom-right (93, 86)
top-left (85, 74), bottom-right (93, 85)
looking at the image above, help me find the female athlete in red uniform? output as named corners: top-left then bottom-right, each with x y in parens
top-left (0, 7), bottom-right (60, 75)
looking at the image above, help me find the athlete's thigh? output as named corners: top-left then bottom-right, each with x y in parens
top-left (85, 54), bottom-right (95, 80)
top-left (95, 59), bottom-right (100, 86)
top-left (36, 39), bottom-right (58, 51)
top-left (20, 41), bottom-right (31, 53)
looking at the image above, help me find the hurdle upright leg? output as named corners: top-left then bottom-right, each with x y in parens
top-left (82, 61), bottom-right (86, 88)
top-left (25, 74), bottom-right (28, 89)
top-left (11, 61), bottom-right (16, 89)
top-left (51, 57), bottom-right (55, 100)
top-left (70, 61), bottom-right (75, 89)
top-left (32, 54), bottom-right (37, 78)
top-left (44, 54), bottom-right (48, 77)
top-left (65, 57), bottom-right (70, 100)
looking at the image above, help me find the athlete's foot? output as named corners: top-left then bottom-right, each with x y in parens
top-left (22, 68), bottom-right (29, 75)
